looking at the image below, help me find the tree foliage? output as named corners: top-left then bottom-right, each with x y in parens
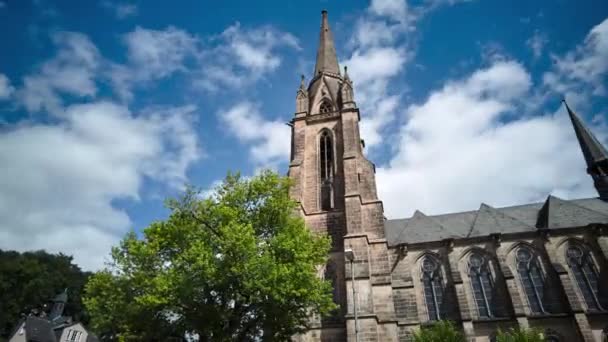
top-left (496, 328), bottom-right (545, 342)
top-left (0, 250), bottom-right (90, 339)
top-left (84, 171), bottom-right (336, 341)
top-left (412, 321), bottom-right (465, 342)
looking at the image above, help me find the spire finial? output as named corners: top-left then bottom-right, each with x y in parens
top-left (313, 10), bottom-right (340, 76)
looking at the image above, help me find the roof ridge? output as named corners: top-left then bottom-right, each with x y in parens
top-left (394, 210), bottom-right (448, 243)
top-left (553, 194), bottom-right (608, 218)
top-left (538, 194), bottom-right (608, 228)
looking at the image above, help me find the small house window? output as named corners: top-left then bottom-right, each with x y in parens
top-left (66, 330), bottom-right (82, 342)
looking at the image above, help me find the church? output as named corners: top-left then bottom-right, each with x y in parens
top-left (289, 11), bottom-right (608, 342)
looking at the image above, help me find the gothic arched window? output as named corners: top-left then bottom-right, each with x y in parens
top-left (421, 256), bottom-right (445, 321)
top-left (319, 130), bottom-right (334, 210)
top-left (319, 100), bottom-right (333, 114)
top-left (566, 244), bottom-right (604, 311)
top-left (468, 253), bottom-right (496, 318)
top-left (516, 247), bottom-right (546, 314)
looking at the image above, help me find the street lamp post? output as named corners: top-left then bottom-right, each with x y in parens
top-left (344, 248), bottom-right (359, 342)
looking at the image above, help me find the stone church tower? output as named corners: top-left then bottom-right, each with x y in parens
top-left (291, 10), bottom-right (608, 342)
top-left (289, 10), bottom-right (392, 341)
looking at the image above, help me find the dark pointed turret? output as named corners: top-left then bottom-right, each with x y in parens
top-left (313, 10), bottom-right (340, 77)
top-left (49, 289), bottom-right (67, 320)
top-left (563, 100), bottom-right (608, 199)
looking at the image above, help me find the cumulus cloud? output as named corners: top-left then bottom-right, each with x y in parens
top-left (0, 102), bottom-right (200, 270)
top-left (110, 26), bottom-right (199, 100)
top-left (344, 0), bottom-right (475, 151)
top-left (0, 73), bottom-right (14, 99)
top-left (343, 45), bottom-right (410, 149)
top-left (195, 23), bottom-right (300, 92)
top-left (376, 60), bottom-right (597, 218)
top-left (544, 17), bottom-right (608, 96)
top-left (218, 101), bottom-right (290, 167)
top-left (17, 32), bottom-right (100, 114)
top-left (369, 0), bottom-right (409, 23)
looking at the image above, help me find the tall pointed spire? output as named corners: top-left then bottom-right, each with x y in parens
top-left (564, 100), bottom-right (608, 166)
top-left (313, 10), bottom-right (340, 77)
top-left (563, 100), bottom-right (608, 199)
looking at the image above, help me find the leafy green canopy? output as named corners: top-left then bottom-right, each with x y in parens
top-left (496, 328), bottom-right (545, 342)
top-left (412, 320), bottom-right (465, 342)
top-left (0, 250), bottom-right (90, 339)
top-left (84, 171), bottom-right (336, 341)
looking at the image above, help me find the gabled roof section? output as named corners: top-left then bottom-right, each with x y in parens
top-left (468, 203), bottom-right (536, 237)
top-left (385, 196), bottom-right (608, 246)
top-left (313, 10), bottom-right (340, 77)
top-left (25, 316), bottom-right (57, 342)
top-left (536, 195), bottom-right (608, 229)
top-left (564, 100), bottom-right (608, 166)
top-left (392, 210), bottom-right (461, 245)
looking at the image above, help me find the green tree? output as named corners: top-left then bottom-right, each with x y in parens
top-left (412, 321), bottom-right (465, 342)
top-left (0, 250), bottom-right (90, 339)
top-left (496, 328), bottom-right (545, 342)
top-left (84, 171), bottom-right (336, 341)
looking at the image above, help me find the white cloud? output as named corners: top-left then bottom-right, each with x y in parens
top-left (526, 30), bottom-right (548, 59)
top-left (0, 102), bottom-right (200, 270)
top-left (376, 60), bottom-right (597, 218)
top-left (369, 0), bottom-right (409, 23)
top-left (102, 1), bottom-right (138, 19)
top-left (0, 73), bottom-right (14, 99)
top-left (344, 47), bottom-right (407, 84)
top-left (196, 23), bottom-right (300, 92)
top-left (109, 26), bottom-right (199, 100)
top-left (125, 26), bottom-right (197, 79)
top-left (17, 32), bottom-right (100, 114)
top-left (342, 47), bottom-right (410, 148)
top-left (544, 17), bottom-right (608, 96)
top-left (218, 101), bottom-right (290, 167)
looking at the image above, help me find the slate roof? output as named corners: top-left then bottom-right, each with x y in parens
top-left (386, 196), bottom-right (608, 246)
top-left (24, 316), bottom-right (57, 342)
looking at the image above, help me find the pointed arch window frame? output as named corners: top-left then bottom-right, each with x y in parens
top-left (514, 246), bottom-right (548, 314)
top-left (467, 252), bottom-right (498, 318)
top-left (419, 254), bottom-right (446, 321)
top-left (564, 242), bottom-right (605, 311)
top-left (318, 129), bottom-right (335, 211)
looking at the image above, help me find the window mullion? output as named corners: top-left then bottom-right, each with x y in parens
top-left (580, 260), bottom-right (602, 310)
top-left (529, 265), bottom-right (545, 313)
top-left (479, 272), bottom-right (492, 317)
top-left (431, 275), bottom-right (441, 320)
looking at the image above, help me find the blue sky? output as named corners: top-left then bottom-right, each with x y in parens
top-left (1, 0), bottom-right (607, 270)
